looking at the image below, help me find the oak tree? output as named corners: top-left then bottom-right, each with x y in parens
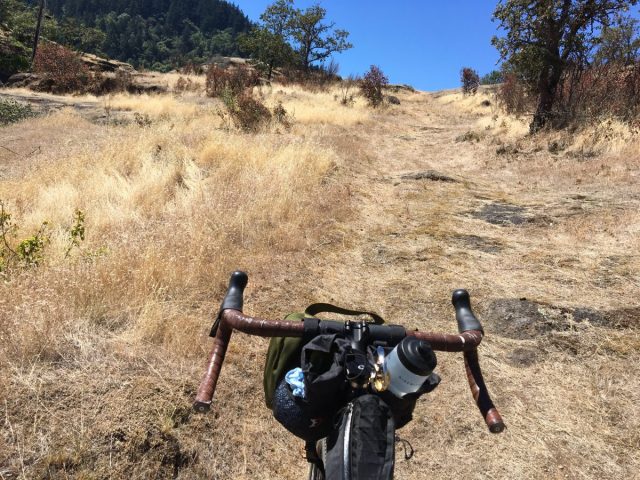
top-left (493, 0), bottom-right (639, 132)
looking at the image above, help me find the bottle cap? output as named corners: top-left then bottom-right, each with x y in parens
top-left (397, 337), bottom-right (437, 376)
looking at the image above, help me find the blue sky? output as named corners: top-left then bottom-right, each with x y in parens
top-left (237, 1), bottom-right (504, 91)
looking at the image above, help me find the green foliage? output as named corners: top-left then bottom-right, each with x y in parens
top-left (17, 222), bottom-right (49, 267)
top-left (594, 15), bottom-right (640, 66)
top-left (0, 33), bottom-right (30, 81)
top-left (52, 0), bottom-right (252, 69)
top-left (64, 209), bottom-right (85, 258)
top-left (0, 98), bottom-right (36, 126)
top-left (291, 4), bottom-right (352, 71)
top-left (240, 0), bottom-right (352, 79)
top-left (360, 65), bottom-right (388, 108)
top-left (0, 200), bottom-right (88, 272)
top-left (480, 70), bottom-right (504, 85)
top-left (238, 27), bottom-right (296, 79)
top-left (2, 0), bottom-right (251, 73)
top-left (0, 200), bottom-right (48, 268)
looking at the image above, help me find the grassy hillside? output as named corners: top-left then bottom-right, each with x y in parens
top-left (0, 79), bottom-right (639, 478)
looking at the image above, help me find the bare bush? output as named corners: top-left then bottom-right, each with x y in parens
top-left (33, 43), bottom-right (91, 94)
top-left (206, 65), bottom-right (260, 98)
top-left (338, 74), bottom-right (359, 106)
top-left (497, 73), bottom-right (534, 116)
top-left (272, 101), bottom-right (292, 129)
top-left (554, 63), bottom-right (640, 126)
top-left (497, 62), bottom-right (640, 127)
top-left (461, 67), bottom-right (480, 95)
top-left (175, 76), bottom-right (201, 93)
top-left (221, 91), bottom-right (272, 132)
top-left (360, 65), bottom-right (388, 108)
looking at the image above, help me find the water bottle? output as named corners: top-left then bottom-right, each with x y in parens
top-left (384, 337), bottom-right (437, 398)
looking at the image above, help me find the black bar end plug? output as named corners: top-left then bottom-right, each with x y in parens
top-left (452, 289), bottom-right (483, 334)
top-left (221, 271), bottom-right (248, 311)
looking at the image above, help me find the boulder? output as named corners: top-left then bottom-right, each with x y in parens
top-left (7, 72), bottom-right (39, 87)
top-left (79, 52), bottom-right (135, 74)
top-left (386, 95), bottom-right (401, 105)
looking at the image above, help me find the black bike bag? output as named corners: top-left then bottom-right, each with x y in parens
top-left (324, 394), bottom-right (395, 480)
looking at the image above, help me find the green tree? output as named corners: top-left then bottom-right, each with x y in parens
top-left (594, 14), bottom-right (640, 65)
top-left (481, 70), bottom-right (504, 85)
top-left (290, 4), bottom-right (352, 72)
top-left (493, 0), bottom-right (639, 132)
top-left (239, 28), bottom-right (295, 79)
top-left (238, 0), bottom-right (296, 79)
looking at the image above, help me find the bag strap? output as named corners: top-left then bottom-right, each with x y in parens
top-left (303, 303), bottom-right (384, 325)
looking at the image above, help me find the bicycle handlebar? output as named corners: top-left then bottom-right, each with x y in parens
top-left (194, 271), bottom-right (505, 434)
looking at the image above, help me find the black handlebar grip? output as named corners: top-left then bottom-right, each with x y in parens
top-left (452, 289), bottom-right (483, 333)
top-left (220, 271), bottom-right (249, 312)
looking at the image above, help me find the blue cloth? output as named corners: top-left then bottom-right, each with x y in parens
top-left (285, 367), bottom-right (306, 398)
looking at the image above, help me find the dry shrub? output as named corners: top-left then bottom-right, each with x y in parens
top-left (205, 65), bottom-right (259, 98)
top-left (278, 66), bottom-right (340, 92)
top-left (360, 65), bottom-right (388, 108)
top-left (272, 101), bottom-right (292, 129)
top-left (497, 73), bottom-right (534, 116)
top-left (33, 43), bottom-right (91, 94)
top-left (223, 92), bottom-right (272, 132)
top-left (174, 76), bottom-right (201, 93)
top-left (337, 75), bottom-right (359, 106)
top-left (88, 70), bottom-right (133, 95)
top-left (460, 67), bottom-right (480, 95)
top-left (182, 62), bottom-right (204, 75)
top-left (554, 63), bottom-right (640, 126)
top-left (497, 62), bottom-right (640, 127)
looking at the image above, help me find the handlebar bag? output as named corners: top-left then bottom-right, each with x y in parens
top-left (272, 334), bottom-right (350, 442)
top-left (324, 394), bottom-right (395, 480)
top-left (263, 304), bottom-right (384, 409)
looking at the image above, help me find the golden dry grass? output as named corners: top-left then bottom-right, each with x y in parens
top-left (1, 79), bottom-right (639, 479)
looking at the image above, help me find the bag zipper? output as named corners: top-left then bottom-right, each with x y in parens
top-left (343, 402), bottom-right (354, 479)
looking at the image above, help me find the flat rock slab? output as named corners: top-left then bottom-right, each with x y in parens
top-left (482, 298), bottom-right (639, 340)
top-left (472, 202), bottom-right (529, 225)
top-left (401, 170), bottom-right (458, 182)
top-left (455, 234), bottom-right (502, 254)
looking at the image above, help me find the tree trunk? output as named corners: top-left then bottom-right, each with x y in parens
top-left (530, 64), bottom-right (562, 134)
top-left (267, 63), bottom-right (273, 81)
top-left (32, 0), bottom-right (46, 64)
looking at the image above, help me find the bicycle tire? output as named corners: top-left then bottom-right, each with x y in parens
top-left (308, 439), bottom-right (326, 480)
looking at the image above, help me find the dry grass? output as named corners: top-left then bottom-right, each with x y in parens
top-left (260, 84), bottom-right (371, 126)
top-left (1, 78), bottom-right (639, 479)
top-left (0, 84), bottom-right (350, 478)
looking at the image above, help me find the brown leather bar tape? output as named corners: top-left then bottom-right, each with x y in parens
top-left (194, 322), bottom-right (233, 412)
top-left (193, 309), bottom-right (305, 413)
top-left (463, 349), bottom-right (505, 433)
top-left (408, 329), bottom-right (483, 352)
top-left (223, 310), bottom-right (306, 337)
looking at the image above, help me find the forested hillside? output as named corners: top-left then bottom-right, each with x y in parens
top-left (5, 0), bottom-right (252, 72)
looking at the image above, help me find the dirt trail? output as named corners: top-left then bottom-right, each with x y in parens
top-left (287, 92), bottom-right (639, 479)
